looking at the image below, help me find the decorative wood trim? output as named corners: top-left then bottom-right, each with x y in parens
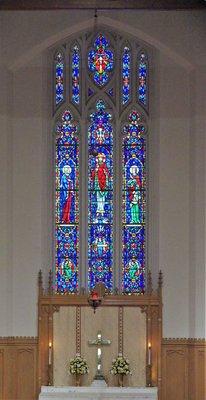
top-left (157, 277), bottom-right (163, 400)
top-left (162, 337), bottom-right (206, 346)
top-left (0, 337), bottom-right (38, 344)
top-left (38, 293), bottom-right (160, 307)
top-left (118, 306), bottom-right (123, 355)
top-left (0, 0), bottom-right (205, 10)
top-left (76, 306), bottom-right (81, 355)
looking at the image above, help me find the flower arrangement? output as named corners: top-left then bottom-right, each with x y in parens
top-left (69, 354), bottom-right (89, 375)
top-left (110, 354), bottom-right (131, 376)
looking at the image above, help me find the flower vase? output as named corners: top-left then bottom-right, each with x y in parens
top-left (118, 373), bottom-right (124, 387)
top-left (75, 373), bottom-right (81, 387)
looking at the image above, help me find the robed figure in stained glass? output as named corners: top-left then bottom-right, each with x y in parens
top-left (127, 257), bottom-right (140, 280)
top-left (60, 256), bottom-right (75, 281)
top-left (127, 165), bottom-right (142, 224)
top-left (91, 152), bottom-right (109, 221)
top-left (61, 165), bottom-right (73, 224)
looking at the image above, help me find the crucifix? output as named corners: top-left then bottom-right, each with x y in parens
top-left (88, 331), bottom-right (111, 380)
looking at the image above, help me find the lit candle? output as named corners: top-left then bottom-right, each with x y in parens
top-left (49, 342), bottom-right (52, 365)
top-left (148, 342), bottom-right (151, 365)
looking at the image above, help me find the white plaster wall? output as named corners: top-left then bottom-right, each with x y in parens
top-left (158, 55), bottom-right (190, 337)
top-left (0, 10), bottom-right (205, 338)
top-left (0, 16), bottom-right (13, 335)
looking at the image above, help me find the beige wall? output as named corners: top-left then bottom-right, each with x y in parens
top-left (53, 307), bottom-right (146, 387)
top-left (0, 10), bottom-right (205, 338)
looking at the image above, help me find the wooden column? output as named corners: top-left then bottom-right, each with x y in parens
top-left (157, 271), bottom-right (163, 400)
top-left (146, 270), bottom-right (152, 387)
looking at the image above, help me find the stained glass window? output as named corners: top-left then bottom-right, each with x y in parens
top-left (88, 100), bottom-right (113, 291)
top-left (55, 110), bottom-right (79, 293)
top-left (122, 46), bottom-right (131, 105)
top-left (53, 32), bottom-right (149, 294)
top-left (54, 51), bottom-right (64, 107)
top-left (138, 52), bottom-right (148, 107)
top-left (122, 110), bottom-right (146, 293)
top-left (88, 34), bottom-right (114, 87)
top-left (71, 44), bottom-right (80, 105)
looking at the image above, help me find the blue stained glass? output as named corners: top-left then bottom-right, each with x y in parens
top-left (122, 46), bottom-right (131, 105)
top-left (122, 226), bottom-right (145, 293)
top-left (55, 52), bottom-right (64, 106)
top-left (88, 224), bottom-right (113, 290)
top-left (122, 110), bottom-right (146, 294)
top-left (55, 110), bottom-right (79, 293)
top-left (138, 52), bottom-right (148, 106)
top-left (88, 34), bottom-right (114, 87)
top-left (88, 100), bottom-right (113, 291)
top-left (88, 100), bottom-right (113, 147)
top-left (56, 226), bottom-right (78, 293)
top-left (72, 45), bottom-right (80, 105)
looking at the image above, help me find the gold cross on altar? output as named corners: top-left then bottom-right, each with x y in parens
top-left (88, 331), bottom-right (111, 380)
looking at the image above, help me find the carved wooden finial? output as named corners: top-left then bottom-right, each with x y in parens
top-left (38, 269), bottom-right (43, 296)
top-left (48, 269), bottom-right (53, 295)
top-left (147, 269), bottom-right (152, 295)
top-left (158, 270), bottom-right (163, 295)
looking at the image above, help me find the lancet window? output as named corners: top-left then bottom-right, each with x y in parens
top-left (53, 31), bottom-right (149, 294)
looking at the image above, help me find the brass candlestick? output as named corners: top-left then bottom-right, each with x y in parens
top-left (146, 364), bottom-right (152, 387)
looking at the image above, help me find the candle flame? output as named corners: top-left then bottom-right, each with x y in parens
top-left (49, 342), bottom-right (52, 348)
top-left (148, 342), bottom-right (151, 349)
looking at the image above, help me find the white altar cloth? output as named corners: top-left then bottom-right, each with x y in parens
top-left (39, 386), bottom-right (158, 400)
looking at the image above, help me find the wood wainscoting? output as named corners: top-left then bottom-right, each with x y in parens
top-left (0, 336), bottom-right (205, 400)
top-left (162, 338), bottom-right (206, 400)
top-left (0, 337), bottom-right (38, 400)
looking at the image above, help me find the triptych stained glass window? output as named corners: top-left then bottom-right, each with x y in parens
top-left (53, 31), bottom-right (149, 294)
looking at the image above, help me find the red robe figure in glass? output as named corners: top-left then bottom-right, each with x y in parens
top-left (61, 165), bottom-right (73, 224)
top-left (91, 153), bottom-right (109, 220)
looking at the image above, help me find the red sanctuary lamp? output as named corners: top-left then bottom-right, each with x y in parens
top-left (88, 290), bottom-right (102, 313)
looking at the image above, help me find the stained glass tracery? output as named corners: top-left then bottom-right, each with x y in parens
top-left (71, 44), bottom-right (80, 105)
top-left (55, 110), bottom-right (79, 293)
top-left (122, 46), bottom-right (131, 105)
top-left (138, 52), bottom-right (148, 107)
top-left (88, 34), bottom-right (114, 87)
top-left (88, 100), bottom-right (113, 291)
top-left (122, 110), bottom-right (146, 294)
top-left (55, 51), bottom-right (64, 107)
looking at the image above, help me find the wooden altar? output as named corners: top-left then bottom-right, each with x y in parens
top-left (37, 271), bottom-right (163, 399)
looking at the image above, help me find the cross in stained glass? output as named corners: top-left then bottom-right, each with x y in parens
top-left (88, 34), bottom-right (114, 87)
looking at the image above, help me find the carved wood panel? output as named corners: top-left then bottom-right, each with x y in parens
top-left (0, 338), bottom-right (37, 400)
top-left (0, 349), bottom-right (4, 399)
top-left (162, 339), bottom-right (206, 400)
top-left (16, 348), bottom-right (37, 399)
top-left (163, 347), bottom-right (188, 400)
top-left (195, 348), bottom-right (205, 400)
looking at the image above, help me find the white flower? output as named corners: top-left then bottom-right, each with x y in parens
top-left (69, 354), bottom-right (89, 375)
top-left (110, 354), bottom-right (131, 376)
